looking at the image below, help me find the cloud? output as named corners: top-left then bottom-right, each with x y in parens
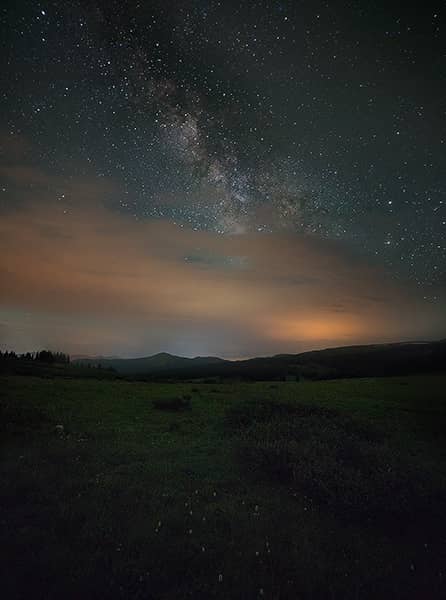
top-left (0, 199), bottom-right (444, 357)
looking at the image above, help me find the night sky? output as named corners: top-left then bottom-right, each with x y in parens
top-left (1, 0), bottom-right (445, 357)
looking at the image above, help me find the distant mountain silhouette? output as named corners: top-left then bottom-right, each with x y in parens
top-left (74, 352), bottom-right (226, 374)
top-left (73, 339), bottom-right (446, 380)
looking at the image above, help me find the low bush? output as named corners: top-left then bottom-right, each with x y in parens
top-left (153, 395), bottom-right (192, 411)
top-left (167, 421), bottom-right (181, 432)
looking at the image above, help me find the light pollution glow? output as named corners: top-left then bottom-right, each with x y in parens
top-left (0, 198), bottom-right (444, 358)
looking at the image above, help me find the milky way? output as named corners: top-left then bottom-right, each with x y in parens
top-left (1, 1), bottom-right (445, 355)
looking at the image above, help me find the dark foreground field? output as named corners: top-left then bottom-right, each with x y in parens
top-left (1, 375), bottom-right (446, 599)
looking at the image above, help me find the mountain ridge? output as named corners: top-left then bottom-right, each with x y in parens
top-left (73, 339), bottom-right (446, 379)
top-left (74, 352), bottom-right (227, 374)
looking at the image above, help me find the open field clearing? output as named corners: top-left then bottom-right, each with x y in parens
top-left (1, 375), bottom-right (446, 599)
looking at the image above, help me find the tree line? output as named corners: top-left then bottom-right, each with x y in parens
top-left (0, 350), bottom-right (70, 364)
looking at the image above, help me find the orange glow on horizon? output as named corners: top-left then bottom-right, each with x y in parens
top-left (268, 315), bottom-right (366, 343)
top-left (0, 201), bottom-right (444, 356)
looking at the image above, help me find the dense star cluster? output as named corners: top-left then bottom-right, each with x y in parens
top-left (1, 0), bottom-right (445, 297)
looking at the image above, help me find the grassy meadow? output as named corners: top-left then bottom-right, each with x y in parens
top-left (1, 374), bottom-right (446, 599)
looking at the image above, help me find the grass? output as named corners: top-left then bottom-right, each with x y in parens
top-left (1, 374), bottom-right (446, 599)
top-left (230, 401), bottom-right (442, 523)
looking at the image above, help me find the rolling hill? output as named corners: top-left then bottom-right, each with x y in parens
top-left (73, 352), bottom-right (227, 375)
top-left (73, 339), bottom-right (446, 380)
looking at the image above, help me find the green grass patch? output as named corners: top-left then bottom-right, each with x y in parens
top-left (229, 400), bottom-right (443, 524)
top-left (1, 374), bottom-right (446, 599)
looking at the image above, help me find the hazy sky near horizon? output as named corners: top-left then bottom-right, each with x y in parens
top-left (1, 1), bottom-right (445, 357)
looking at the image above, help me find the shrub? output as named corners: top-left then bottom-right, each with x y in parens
top-left (153, 395), bottom-right (192, 411)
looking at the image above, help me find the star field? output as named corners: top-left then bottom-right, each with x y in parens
top-left (1, 0), bottom-right (445, 299)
